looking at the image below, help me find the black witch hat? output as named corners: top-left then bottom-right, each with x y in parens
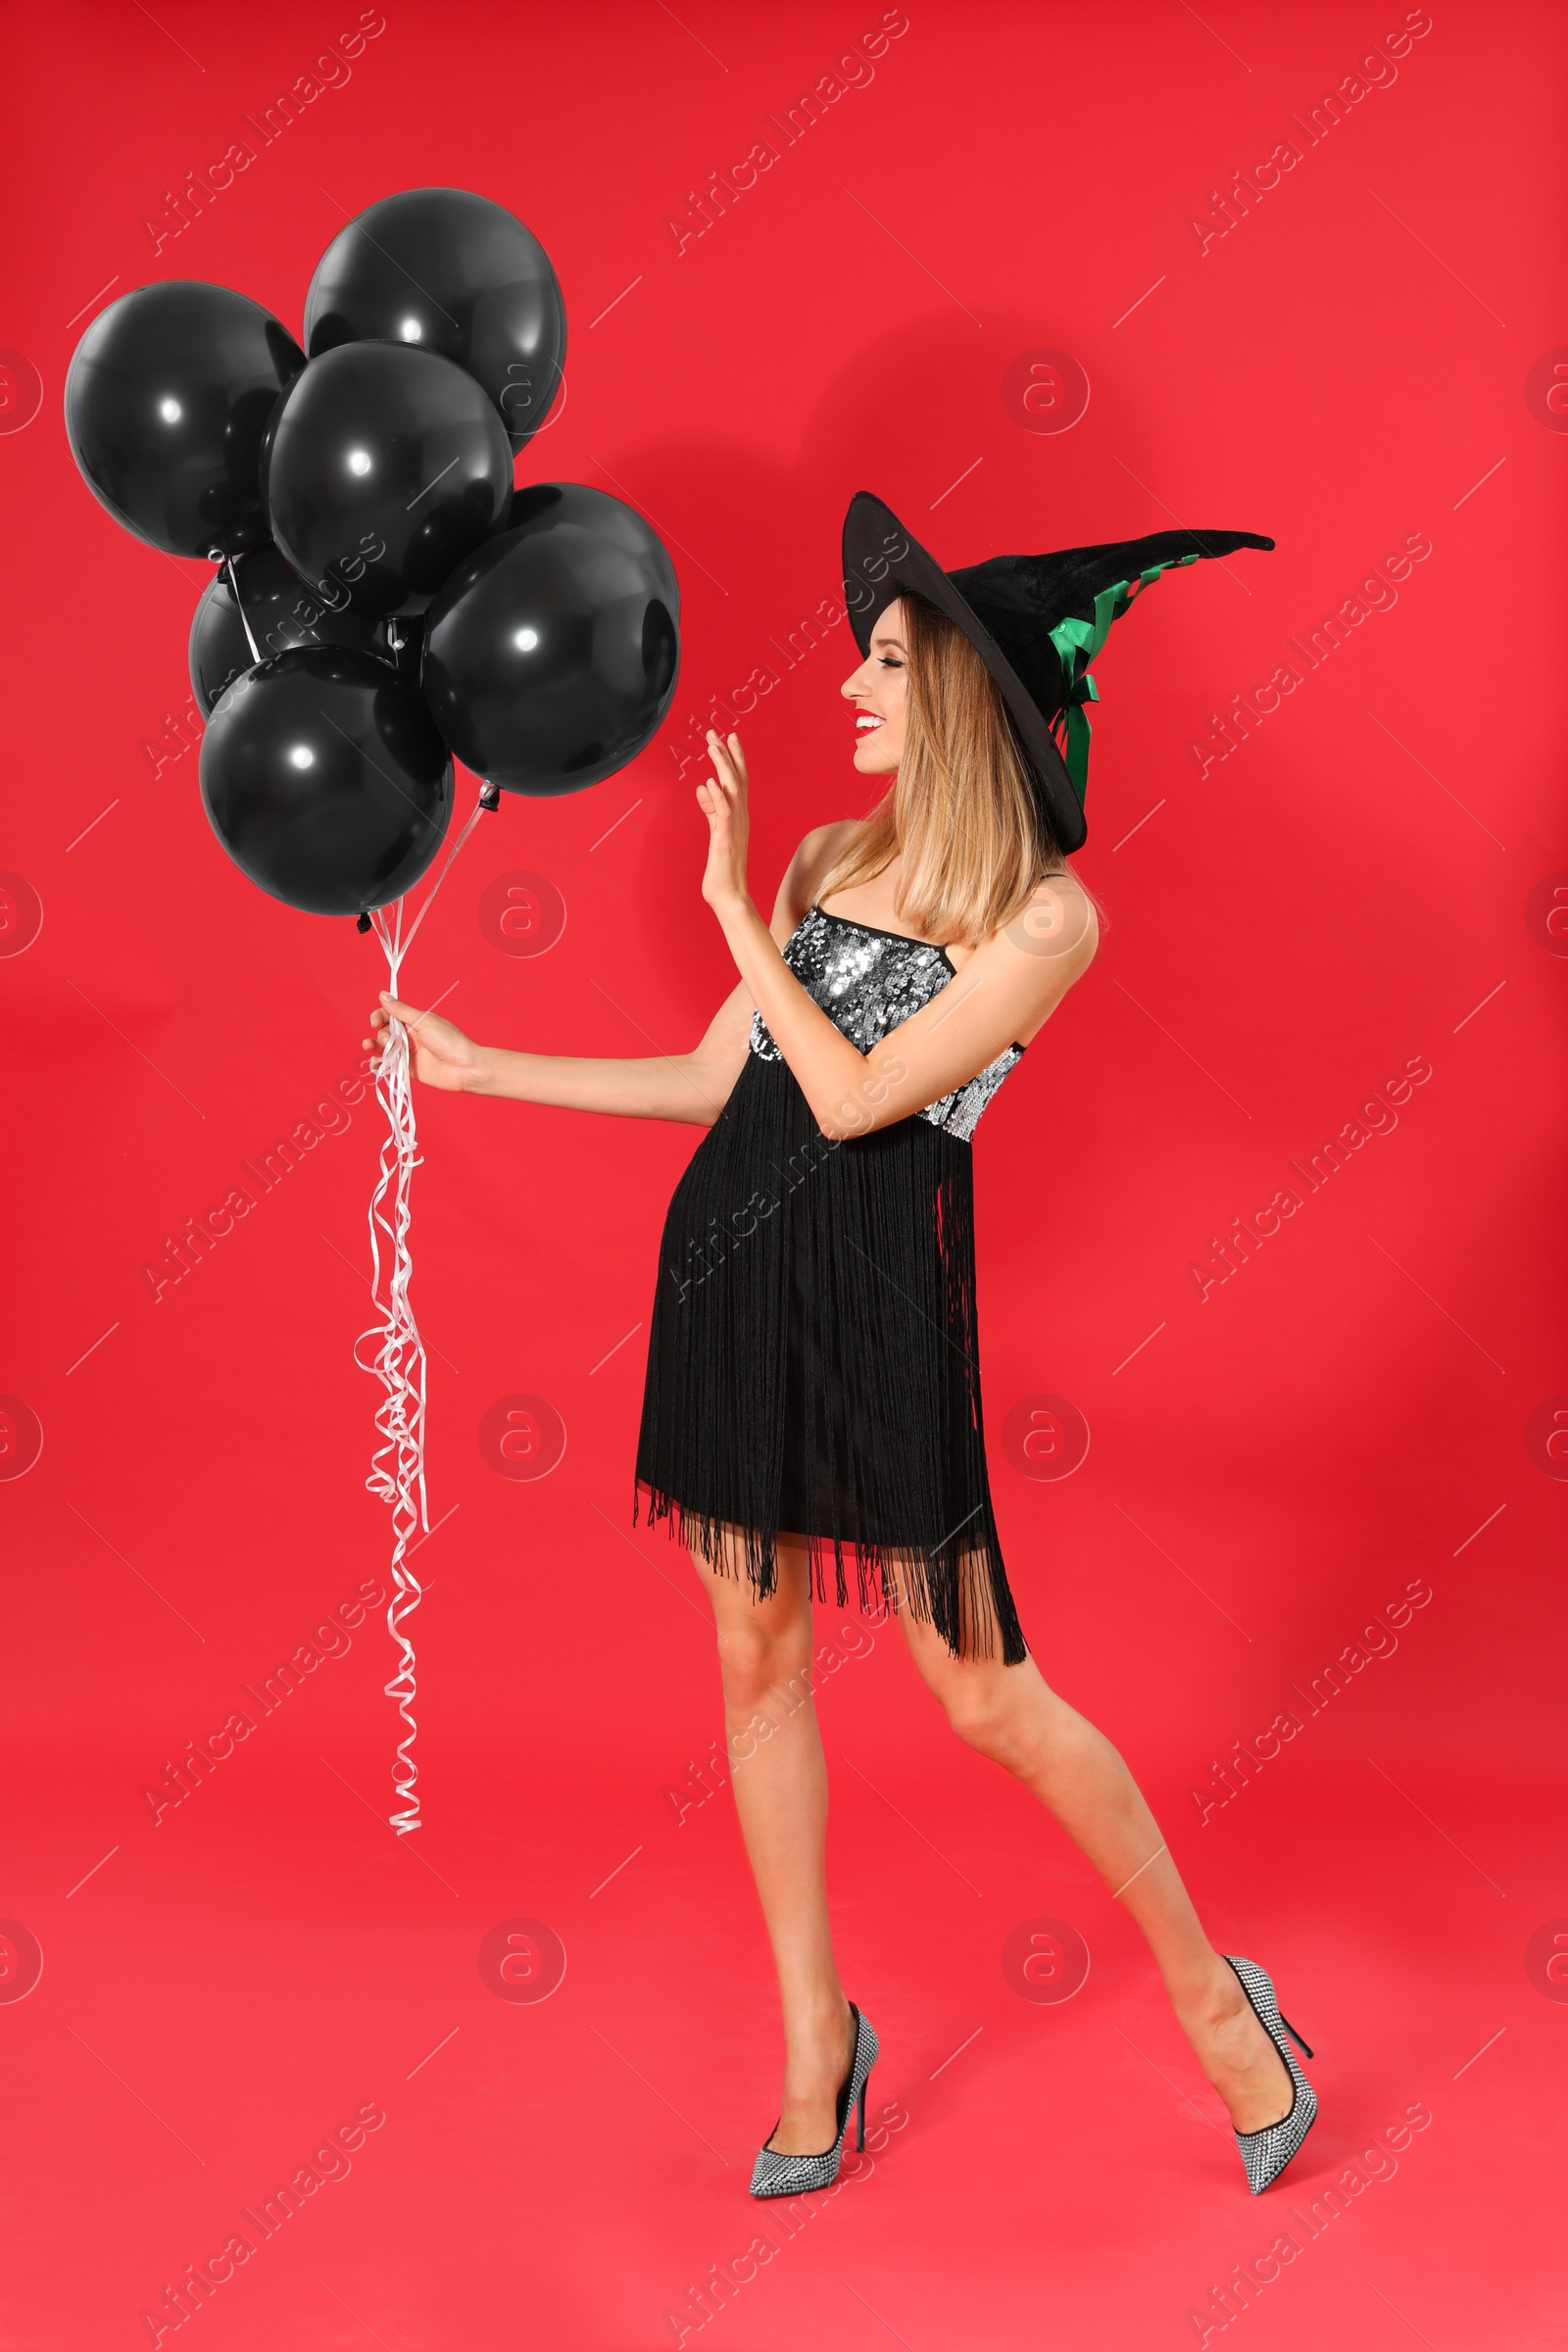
top-left (842, 490), bottom-right (1274, 853)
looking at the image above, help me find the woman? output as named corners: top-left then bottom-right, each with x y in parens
top-left (368, 492), bottom-right (1316, 2202)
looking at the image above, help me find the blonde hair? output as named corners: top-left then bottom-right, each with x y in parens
top-left (819, 592), bottom-right (1069, 948)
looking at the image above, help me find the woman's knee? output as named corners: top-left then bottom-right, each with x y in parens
top-left (929, 1653), bottom-right (1052, 1770)
top-left (936, 1671), bottom-right (1012, 1759)
top-left (690, 1537), bottom-right (813, 1711)
top-left (714, 1613), bottom-right (813, 1713)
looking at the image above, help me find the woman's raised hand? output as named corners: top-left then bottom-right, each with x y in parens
top-left (697, 728), bottom-right (752, 917)
top-left (364, 995), bottom-right (487, 1093)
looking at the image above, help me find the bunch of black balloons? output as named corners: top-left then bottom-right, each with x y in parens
top-left (65, 188), bottom-right (680, 916)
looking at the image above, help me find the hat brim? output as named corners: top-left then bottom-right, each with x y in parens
top-left (841, 489), bottom-right (1086, 853)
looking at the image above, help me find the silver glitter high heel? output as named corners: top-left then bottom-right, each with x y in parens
top-left (749, 2002), bottom-right (879, 2198)
top-left (1222, 1954), bottom-right (1317, 2193)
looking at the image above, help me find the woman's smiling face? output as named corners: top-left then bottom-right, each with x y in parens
top-left (841, 598), bottom-right (907, 774)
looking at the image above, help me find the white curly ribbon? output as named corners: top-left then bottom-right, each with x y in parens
top-left (358, 789), bottom-right (491, 1834)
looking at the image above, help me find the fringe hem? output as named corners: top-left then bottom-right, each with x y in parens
top-left (632, 1475), bottom-right (1029, 1666)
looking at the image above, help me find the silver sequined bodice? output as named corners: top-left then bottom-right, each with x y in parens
top-left (748, 905), bottom-right (1023, 1144)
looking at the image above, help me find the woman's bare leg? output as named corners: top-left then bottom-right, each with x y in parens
top-left (690, 1528), bottom-right (857, 2155)
top-left (894, 1566), bottom-right (1294, 2133)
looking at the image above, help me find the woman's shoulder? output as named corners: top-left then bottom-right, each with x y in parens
top-left (1016, 865), bottom-right (1100, 955)
top-left (952, 868), bottom-right (1101, 1045)
top-left (955, 867), bottom-right (1101, 967)
top-left (795, 817), bottom-right (860, 875)
top-left (771, 820), bottom-right (861, 932)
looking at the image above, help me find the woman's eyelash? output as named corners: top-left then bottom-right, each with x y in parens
top-left (877, 655), bottom-right (903, 668)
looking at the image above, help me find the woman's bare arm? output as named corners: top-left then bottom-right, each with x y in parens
top-left (463, 981), bottom-right (755, 1125)
top-left (696, 731), bottom-right (1097, 1142)
top-left (368, 978), bottom-right (755, 1127)
top-left (366, 841), bottom-right (846, 1126)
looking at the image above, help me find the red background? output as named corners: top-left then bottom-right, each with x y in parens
top-left (3, 3), bottom-right (1565, 2346)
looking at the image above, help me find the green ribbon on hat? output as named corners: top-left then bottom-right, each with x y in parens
top-left (1046, 552), bottom-right (1200, 805)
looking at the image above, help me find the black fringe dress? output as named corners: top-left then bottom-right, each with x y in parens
top-left (634, 904), bottom-right (1029, 1664)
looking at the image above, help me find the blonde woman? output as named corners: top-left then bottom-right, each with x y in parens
top-left (368, 492), bottom-right (1315, 2203)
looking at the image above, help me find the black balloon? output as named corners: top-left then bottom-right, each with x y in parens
top-left (256, 389), bottom-right (284, 518)
top-left (266, 343), bottom-right (513, 619)
top-left (506, 482), bottom-right (679, 614)
top-left (422, 483), bottom-right (680, 795)
top-left (188, 544), bottom-right (386, 715)
top-left (200, 647), bottom-right (453, 914)
top-left (305, 187), bottom-right (566, 452)
top-left (65, 282), bottom-right (303, 557)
